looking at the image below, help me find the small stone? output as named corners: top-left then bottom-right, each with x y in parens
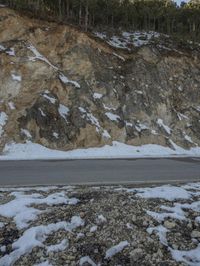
top-left (164, 220), bottom-right (176, 229)
top-left (86, 232), bottom-right (93, 237)
top-left (67, 255), bottom-right (75, 261)
top-left (90, 225), bottom-right (97, 233)
top-left (172, 244), bottom-right (178, 250)
top-left (94, 248), bottom-right (99, 253)
top-left (143, 220), bottom-right (149, 227)
top-left (132, 215), bottom-right (137, 223)
top-left (76, 233), bottom-right (85, 240)
top-left (191, 230), bottom-right (200, 238)
top-left (72, 247), bottom-right (77, 253)
top-left (130, 248), bottom-right (143, 263)
top-left (97, 214), bottom-right (107, 224)
top-left (80, 212), bottom-right (85, 218)
top-left (187, 221), bottom-right (193, 229)
top-left (157, 249), bottom-right (163, 258)
top-left (49, 252), bottom-right (54, 258)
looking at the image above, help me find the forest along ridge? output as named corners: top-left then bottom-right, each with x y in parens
top-left (0, 5), bottom-right (200, 159)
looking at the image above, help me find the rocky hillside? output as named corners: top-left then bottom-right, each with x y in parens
top-left (0, 6), bottom-right (200, 153)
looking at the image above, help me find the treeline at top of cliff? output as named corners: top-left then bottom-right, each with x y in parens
top-left (0, 0), bottom-right (200, 42)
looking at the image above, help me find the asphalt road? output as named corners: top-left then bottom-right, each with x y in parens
top-left (0, 158), bottom-right (200, 186)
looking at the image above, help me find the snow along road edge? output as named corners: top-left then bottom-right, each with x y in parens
top-left (0, 141), bottom-right (200, 160)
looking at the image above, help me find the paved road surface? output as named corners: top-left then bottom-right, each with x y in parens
top-left (0, 158), bottom-right (200, 186)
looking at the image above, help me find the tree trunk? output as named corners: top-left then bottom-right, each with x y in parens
top-left (79, 1), bottom-right (82, 26)
top-left (58, 0), bottom-right (62, 21)
top-left (66, 0), bottom-right (70, 19)
top-left (85, 0), bottom-right (89, 31)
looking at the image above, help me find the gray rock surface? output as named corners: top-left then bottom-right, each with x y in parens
top-left (0, 7), bottom-right (200, 152)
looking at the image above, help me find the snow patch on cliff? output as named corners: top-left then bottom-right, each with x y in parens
top-left (94, 31), bottom-right (161, 49)
top-left (0, 112), bottom-right (8, 137)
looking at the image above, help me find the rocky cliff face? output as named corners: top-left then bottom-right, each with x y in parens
top-left (0, 7), bottom-right (200, 152)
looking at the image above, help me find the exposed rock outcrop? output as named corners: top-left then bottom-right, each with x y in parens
top-left (0, 7), bottom-right (200, 152)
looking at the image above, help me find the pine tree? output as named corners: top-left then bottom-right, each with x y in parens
top-left (1, 0), bottom-right (200, 41)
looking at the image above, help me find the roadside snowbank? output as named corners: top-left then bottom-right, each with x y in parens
top-left (1, 141), bottom-right (200, 160)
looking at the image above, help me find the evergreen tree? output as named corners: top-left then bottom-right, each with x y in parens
top-left (1, 0), bottom-right (200, 41)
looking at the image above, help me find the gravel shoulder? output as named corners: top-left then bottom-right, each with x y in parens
top-left (0, 183), bottom-right (200, 265)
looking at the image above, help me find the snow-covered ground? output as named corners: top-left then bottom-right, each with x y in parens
top-left (0, 141), bottom-right (200, 160)
top-left (0, 182), bottom-right (200, 265)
